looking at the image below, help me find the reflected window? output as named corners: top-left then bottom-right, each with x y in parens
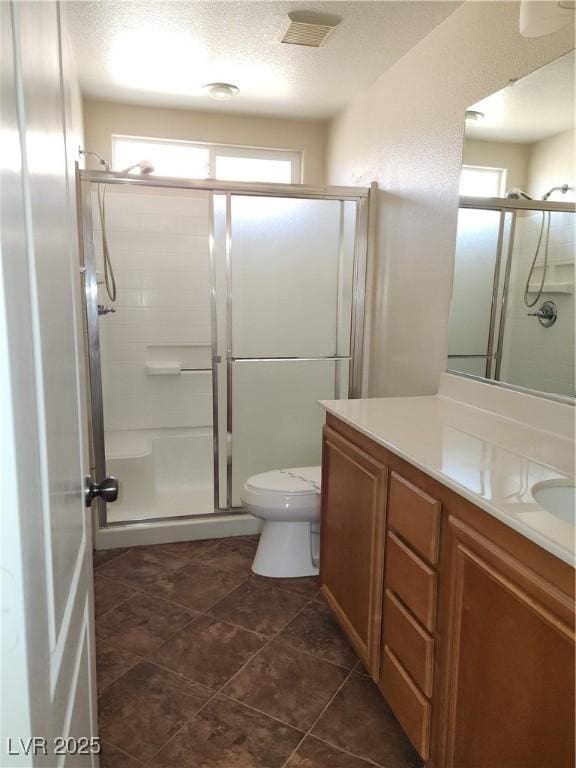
top-left (113, 136), bottom-right (210, 178)
top-left (112, 135), bottom-right (301, 183)
top-left (214, 154), bottom-right (294, 183)
top-left (460, 165), bottom-right (506, 198)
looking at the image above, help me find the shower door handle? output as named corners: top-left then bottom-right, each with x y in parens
top-left (84, 475), bottom-right (119, 507)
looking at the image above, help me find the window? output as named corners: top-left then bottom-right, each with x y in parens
top-left (112, 135), bottom-right (302, 184)
top-left (459, 165), bottom-right (506, 198)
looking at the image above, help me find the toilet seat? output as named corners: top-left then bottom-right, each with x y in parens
top-left (242, 465), bottom-right (322, 577)
top-left (242, 466), bottom-right (321, 521)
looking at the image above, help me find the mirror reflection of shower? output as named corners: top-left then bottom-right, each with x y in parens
top-left (80, 149), bottom-right (156, 305)
top-left (519, 184), bottom-right (573, 309)
top-left (451, 49), bottom-right (575, 399)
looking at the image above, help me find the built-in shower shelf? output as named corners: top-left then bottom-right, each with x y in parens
top-left (146, 361), bottom-right (182, 375)
top-left (527, 261), bottom-right (574, 295)
top-left (526, 282), bottom-right (573, 295)
top-left (146, 343), bottom-right (212, 373)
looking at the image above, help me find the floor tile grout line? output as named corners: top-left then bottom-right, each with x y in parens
top-left (97, 613), bottom-right (203, 682)
top-left (279, 663), bottom-right (357, 768)
top-left (101, 739), bottom-right (146, 767)
top-left (309, 732), bottom-right (388, 768)
top-left (97, 600), bottom-right (201, 652)
top-left (143, 598), bottom-right (314, 758)
top-left (214, 589), bottom-right (319, 692)
top-left (94, 537), bottom-right (253, 587)
top-left (97, 640), bottom-right (216, 700)
top-left (144, 605), bottom-right (296, 763)
top-left (268, 638), bottom-right (356, 673)
top-left (200, 592), bottom-right (357, 672)
top-left (144, 589), bottom-right (320, 763)
top-left (142, 576), bottom-right (253, 614)
top-left (95, 590), bottom-right (143, 622)
top-left (95, 651), bottom-right (144, 697)
top-left (97, 572), bottom-right (318, 630)
top-left (96, 558), bottom-right (318, 609)
top-left (95, 539), bottom-right (356, 766)
top-left (200, 587), bottom-right (319, 640)
top-left (218, 691), bottom-right (307, 734)
top-left (93, 549), bottom-right (131, 570)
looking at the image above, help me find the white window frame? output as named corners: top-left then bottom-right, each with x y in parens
top-left (111, 134), bottom-right (303, 183)
top-left (460, 164), bottom-right (507, 198)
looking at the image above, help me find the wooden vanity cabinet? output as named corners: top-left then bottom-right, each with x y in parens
top-left (433, 507), bottom-right (575, 768)
top-left (320, 425), bottom-right (387, 676)
top-left (320, 414), bottom-right (576, 768)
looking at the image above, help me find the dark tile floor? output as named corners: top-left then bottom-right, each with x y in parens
top-left (94, 536), bottom-right (421, 768)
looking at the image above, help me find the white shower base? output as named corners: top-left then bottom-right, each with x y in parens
top-left (105, 427), bottom-right (215, 523)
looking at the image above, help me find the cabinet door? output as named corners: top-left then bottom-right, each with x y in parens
top-left (320, 426), bottom-right (387, 676)
top-left (439, 515), bottom-right (575, 768)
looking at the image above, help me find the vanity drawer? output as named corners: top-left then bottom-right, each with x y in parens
top-left (388, 472), bottom-right (440, 565)
top-left (380, 645), bottom-right (431, 760)
top-left (383, 589), bottom-right (434, 697)
top-left (385, 532), bottom-right (437, 632)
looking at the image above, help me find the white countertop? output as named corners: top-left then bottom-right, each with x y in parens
top-left (320, 376), bottom-right (575, 565)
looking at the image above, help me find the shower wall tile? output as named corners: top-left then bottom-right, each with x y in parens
top-left (102, 307), bottom-right (211, 327)
top-left (104, 324), bottom-right (211, 345)
top-left (95, 188), bottom-right (212, 433)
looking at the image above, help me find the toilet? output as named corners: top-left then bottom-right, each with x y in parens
top-left (241, 466), bottom-right (321, 578)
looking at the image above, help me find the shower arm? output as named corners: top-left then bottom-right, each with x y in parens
top-left (542, 184), bottom-right (573, 200)
top-left (79, 148), bottom-right (111, 171)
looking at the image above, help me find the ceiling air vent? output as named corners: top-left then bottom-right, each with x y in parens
top-left (279, 11), bottom-right (341, 48)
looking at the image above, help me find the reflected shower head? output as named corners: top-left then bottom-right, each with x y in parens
top-left (120, 159), bottom-right (155, 174)
top-left (79, 148), bottom-right (111, 171)
top-left (542, 184), bottom-right (573, 200)
top-left (506, 187), bottom-right (532, 200)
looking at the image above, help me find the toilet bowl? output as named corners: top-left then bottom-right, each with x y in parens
top-left (241, 466), bottom-right (321, 578)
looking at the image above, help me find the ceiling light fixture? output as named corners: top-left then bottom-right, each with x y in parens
top-left (465, 110), bottom-right (485, 122)
top-left (203, 82), bottom-right (240, 101)
top-left (519, 0), bottom-right (574, 37)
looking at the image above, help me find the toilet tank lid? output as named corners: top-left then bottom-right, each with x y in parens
top-left (246, 466), bottom-right (321, 495)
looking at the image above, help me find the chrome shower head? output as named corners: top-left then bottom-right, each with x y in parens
top-left (506, 187), bottom-right (532, 200)
top-left (79, 148), bottom-right (111, 171)
top-left (542, 184), bottom-right (573, 200)
top-left (120, 159), bottom-right (155, 175)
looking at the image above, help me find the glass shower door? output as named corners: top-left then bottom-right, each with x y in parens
top-left (227, 195), bottom-right (357, 506)
top-left (83, 181), bottom-right (216, 524)
top-left (447, 208), bottom-right (512, 378)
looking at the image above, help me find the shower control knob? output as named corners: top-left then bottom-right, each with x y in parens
top-left (527, 300), bottom-right (557, 327)
top-left (84, 476), bottom-right (119, 507)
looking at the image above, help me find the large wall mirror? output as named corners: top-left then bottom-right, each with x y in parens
top-left (448, 50), bottom-right (575, 400)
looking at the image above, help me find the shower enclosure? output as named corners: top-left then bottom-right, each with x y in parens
top-left (448, 195), bottom-right (575, 398)
top-left (78, 171), bottom-right (370, 533)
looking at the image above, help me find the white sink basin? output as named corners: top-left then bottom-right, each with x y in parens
top-left (532, 481), bottom-right (576, 524)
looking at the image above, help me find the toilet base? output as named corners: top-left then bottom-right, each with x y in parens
top-left (251, 520), bottom-right (319, 578)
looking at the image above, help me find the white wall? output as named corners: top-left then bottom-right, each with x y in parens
top-left (326, 1), bottom-right (574, 396)
top-left (83, 98), bottom-right (328, 185)
top-left (462, 138), bottom-right (530, 192)
top-left (527, 128), bottom-right (575, 200)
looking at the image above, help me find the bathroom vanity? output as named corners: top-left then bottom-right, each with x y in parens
top-left (319, 376), bottom-right (575, 768)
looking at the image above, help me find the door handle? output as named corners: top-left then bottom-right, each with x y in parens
top-left (85, 476), bottom-right (119, 507)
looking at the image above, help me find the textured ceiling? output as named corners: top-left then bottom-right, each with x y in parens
top-left (466, 49), bottom-right (574, 143)
top-left (64, 1), bottom-right (461, 119)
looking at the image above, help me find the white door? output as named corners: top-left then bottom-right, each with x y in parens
top-left (1, 2), bottom-right (99, 766)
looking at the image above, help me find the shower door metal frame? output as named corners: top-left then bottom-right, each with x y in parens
top-left (448, 195), bottom-right (576, 396)
top-left (78, 169), bottom-right (371, 527)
